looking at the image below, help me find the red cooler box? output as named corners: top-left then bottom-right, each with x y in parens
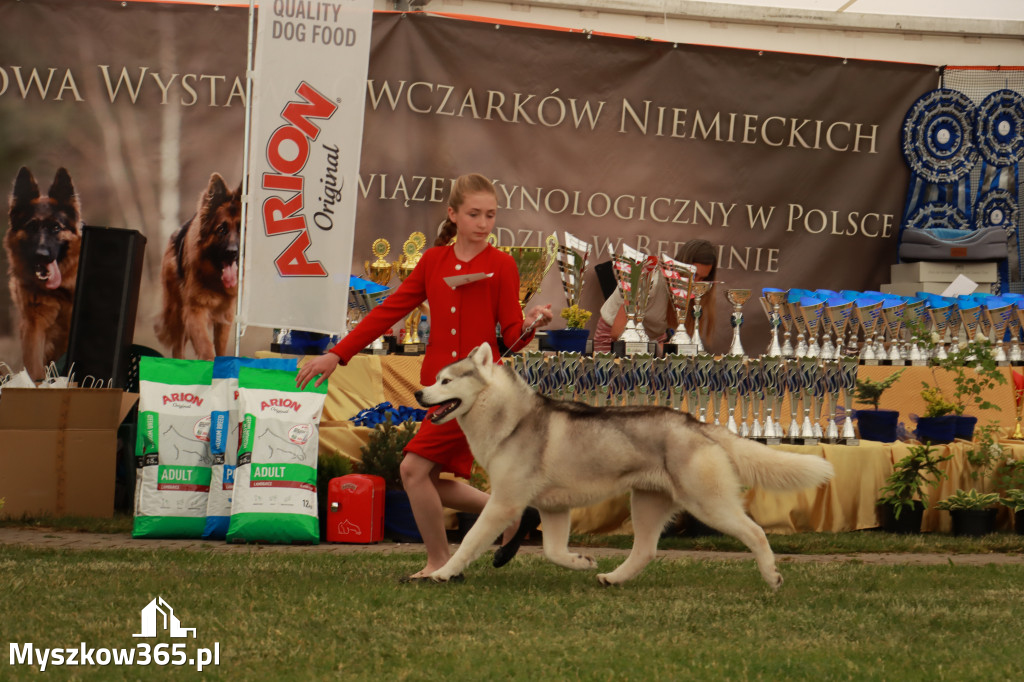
top-left (326, 474), bottom-right (385, 543)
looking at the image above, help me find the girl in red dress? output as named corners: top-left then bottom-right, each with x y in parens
top-left (297, 173), bottom-right (552, 581)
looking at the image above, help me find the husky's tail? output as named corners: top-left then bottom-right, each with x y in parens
top-left (724, 438), bottom-right (834, 491)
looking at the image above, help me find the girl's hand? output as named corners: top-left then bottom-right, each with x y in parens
top-left (296, 353), bottom-right (341, 389)
top-left (523, 304), bottom-right (553, 332)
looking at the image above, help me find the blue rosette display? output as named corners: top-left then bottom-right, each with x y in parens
top-left (900, 88), bottom-right (978, 232)
top-left (974, 88), bottom-right (1023, 282)
top-left (350, 401), bottom-right (427, 428)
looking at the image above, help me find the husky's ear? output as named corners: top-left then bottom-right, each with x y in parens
top-left (470, 343), bottom-right (493, 371)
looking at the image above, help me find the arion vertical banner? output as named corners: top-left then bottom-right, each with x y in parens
top-left (240, 0), bottom-right (373, 335)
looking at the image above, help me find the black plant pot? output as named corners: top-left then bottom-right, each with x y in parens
top-left (880, 500), bottom-right (924, 534)
top-left (384, 489), bottom-right (422, 543)
top-left (1016, 510), bottom-right (1024, 536)
top-left (950, 508), bottom-right (999, 537)
top-left (954, 415), bottom-right (978, 441)
top-left (855, 409), bottom-right (899, 443)
top-left (914, 416), bottom-right (957, 444)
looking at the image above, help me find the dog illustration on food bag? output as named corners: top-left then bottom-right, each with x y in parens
top-left (155, 173), bottom-right (241, 360)
top-left (4, 167), bottom-right (83, 380)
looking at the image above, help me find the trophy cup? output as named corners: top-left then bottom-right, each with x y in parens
top-left (726, 289), bottom-right (752, 358)
top-left (839, 356), bottom-right (859, 444)
top-left (722, 355), bottom-right (743, 434)
top-left (959, 304), bottom-right (984, 345)
top-left (661, 256), bottom-right (698, 355)
top-left (762, 289), bottom-right (788, 357)
top-left (823, 360), bottom-right (842, 441)
top-left (854, 300), bottom-right (884, 362)
top-left (880, 301), bottom-right (906, 363)
top-left (396, 231), bottom-right (427, 354)
top-left (747, 360), bottom-right (764, 438)
top-left (693, 355), bottom-right (715, 423)
top-left (593, 352), bottom-right (617, 407)
top-left (633, 353), bottom-right (655, 405)
top-left (683, 356), bottom-right (700, 416)
top-left (612, 252), bottom-right (658, 357)
top-left (788, 299), bottom-right (808, 357)
top-left (824, 300), bottom-right (853, 361)
top-left (983, 301), bottom-right (1013, 364)
top-left (500, 233), bottom-right (559, 311)
top-left (578, 355), bottom-right (596, 406)
top-left (799, 300), bottom-right (825, 358)
top-left (665, 353), bottom-right (689, 411)
top-left (689, 281), bottom-right (714, 355)
top-left (798, 358), bottom-right (821, 443)
top-left (651, 356), bottom-right (670, 407)
top-left (760, 356), bottom-right (783, 443)
top-left (361, 238), bottom-right (395, 354)
top-left (926, 302), bottom-right (954, 360)
top-left (1010, 303), bottom-right (1024, 363)
top-left (785, 357), bottom-right (803, 440)
top-left (903, 298), bottom-right (929, 365)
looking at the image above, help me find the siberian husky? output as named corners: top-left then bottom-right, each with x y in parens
top-left (416, 343), bottom-right (834, 589)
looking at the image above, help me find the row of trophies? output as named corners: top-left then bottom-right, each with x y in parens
top-left (505, 351), bottom-right (861, 445)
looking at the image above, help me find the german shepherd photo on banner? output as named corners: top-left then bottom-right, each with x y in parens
top-left (155, 173), bottom-right (241, 360)
top-left (4, 167), bottom-right (83, 380)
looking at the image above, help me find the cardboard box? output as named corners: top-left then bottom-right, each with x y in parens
top-left (890, 261), bottom-right (999, 284)
top-left (0, 388), bottom-right (138, 518)
top-left (880, 282), bottom-right (962, 297)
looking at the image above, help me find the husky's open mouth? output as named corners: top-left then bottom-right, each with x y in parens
top-left (430, 398), bottom-right (462, 423)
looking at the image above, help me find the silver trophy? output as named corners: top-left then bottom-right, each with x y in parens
top-left (693, 355), bottom-right (716, 423)
top-left (800, 301), bottom-right (826, 358)
top-left (960, 305), bottom-right (983, 345)
top-left (746, 360), bottom-right (764, 438)
top-left (660, 256), bottom-right (698, 354)
top-left (839, 356), bottom-right (859, 443)
top-left (927, 303), bottom-right (954, 360)
top-left (983, 301), bottom-right (1013, 364)
top-left (762, 289), bottom-right (788, 357)
top-left (760, 356), bottom-right (784, 442)
top-left (726, 289), bottom-right (752, 358)
top-left (903, 298), bottom-right (928, 364)
top-left (666, 353), bottom-right (689, 411)
top-left (823, 360), bottom-right (842, 441)
top-left (592, 352), bottom-right (617, 407)
top-left (881, 302), bottom-right (906, 362)
top-left (788, 300), bottom-right (808, 357)
top-left (824, 300), bottom-right (854, 360)
top-left (689, 281), bottom-right (714, 355)
top-left (611, 252), bottom-right (658, 356)
top-left (798, 358), bottom-right (821, 442)
top-left (785, 357), bottom-right (803, 440)
top-left (1010, 304), bottom-right (1024, 363)
top-left (854, 300), bottom-right (884, 362)
top-left (722, 355), bottom-right (744, 434)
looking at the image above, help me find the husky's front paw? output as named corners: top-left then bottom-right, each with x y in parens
top-left (429, 571), bottom-right (466, 584)
top-left (765, 571), bottom-right (783, 591)
top-left (596, 573), bottom-right (619, 587)
top-left (569, 553), bottom-right (598, 570)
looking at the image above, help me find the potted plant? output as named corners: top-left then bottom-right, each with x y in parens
top-left (935, 489), bottom-right (1001, 536)
top-left (357, 416), bottom-right (421, 542)
top-left (852, 367), bottom-right (905, 442)
top-left (548, 304), bottom-right (592, 353)
top-left (877, 442), bottom-right (952, 533)
top-left (911, 328), bottom-right (1006, 442)
top-left (1001, 489), bottom-right (1024, 536)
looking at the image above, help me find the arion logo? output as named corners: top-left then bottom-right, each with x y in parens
top-left (133, 597), bottom-right (196, 639)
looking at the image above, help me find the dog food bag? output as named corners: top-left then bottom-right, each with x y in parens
top-left (132, 357), bottom-right (215, 539)
top-left (226, 366), bottom-right (328, 544)
top-left (203, 356), bottom-right (299, 540)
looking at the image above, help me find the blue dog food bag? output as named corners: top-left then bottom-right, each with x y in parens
top-left (132, 357), bottom-right (214, 539)
top-left (202, 356), bottom-right (298, 540)
top-left (226, 366), bottom-right (328, 544)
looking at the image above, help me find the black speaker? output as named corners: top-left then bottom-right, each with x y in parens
top-left (65, 226), bottom-right (146, 388)
top-left (594, 260), bottom-right (617, 300)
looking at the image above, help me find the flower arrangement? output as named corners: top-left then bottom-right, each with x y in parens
top-left (560, 304), bottom-right (592, 330)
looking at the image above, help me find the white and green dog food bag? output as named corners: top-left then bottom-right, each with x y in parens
top-left (226, 366), bottom-right (328, 544)
top-left (133, 357), bottom-right (215, 539)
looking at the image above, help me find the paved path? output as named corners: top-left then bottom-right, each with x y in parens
top-left (3, 527), bottom-right (1024, 566)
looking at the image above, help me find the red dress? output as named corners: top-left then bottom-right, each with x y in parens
top-left (329, 244), bottom-right (534, 478)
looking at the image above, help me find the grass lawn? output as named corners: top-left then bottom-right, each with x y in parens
top-left (3, 518), bottom-right (1024, 680)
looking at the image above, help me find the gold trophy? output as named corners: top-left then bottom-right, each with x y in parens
top-left (396, 231), bottom-right (427, 354)
top-left (360, 239), bottom-right (395, 354)
top-left (499, 233), bottom-right (559, 310)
